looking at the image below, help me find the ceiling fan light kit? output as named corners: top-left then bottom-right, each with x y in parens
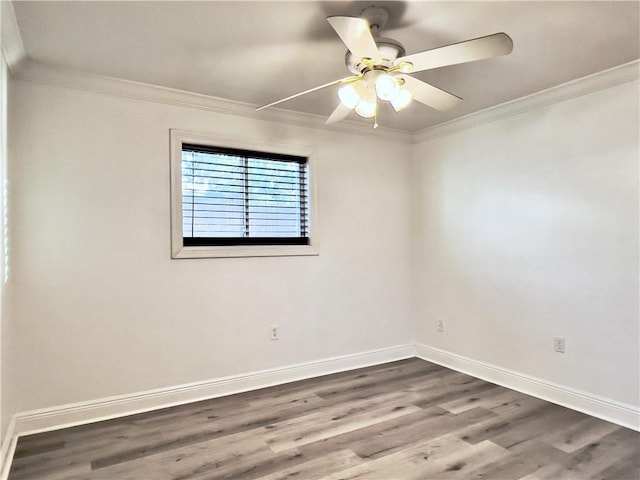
top-left (256, 5), bottom-right (513, 130)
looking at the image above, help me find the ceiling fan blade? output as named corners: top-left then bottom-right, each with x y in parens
top-left (327, 16), bottom-right (380, 62)
top-left (325, 103), bottom-right (352, 125)
top-left (395, 33), bottom-right (513, 74)
top-left (256, 76), bottom-right (359, 111)
top-left (400, 75), bottom-right (462, 112)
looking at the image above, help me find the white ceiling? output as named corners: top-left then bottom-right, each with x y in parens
top-left (11, 1), bottom-right (640, 133)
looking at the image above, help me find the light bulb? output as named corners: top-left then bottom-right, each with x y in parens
top-left (375, 73), bottom-right (400, 101)
top-left (338, 83), bottom-right (361, 109)
top-left (355, 96), bottom-right (377, 118)
top-left (390, 88), bottom-right (413, 112)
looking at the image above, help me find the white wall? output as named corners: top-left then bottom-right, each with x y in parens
top-left (414, 79), bottom-right (639, 407)
top-left (1, 79), bottom-right (415, 431)
top-left (0, 22), bottom-right (7, 452)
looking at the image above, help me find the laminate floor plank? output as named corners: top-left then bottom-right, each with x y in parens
top-left (167, 447), bottom-right (309, 480)
top-left (80, 429), bottom-right (277, 480)
top-left (411, 377), bottom-right (499, 410)
top-left (9, 358), bottom-right (639, 480)
top-left (13, 439), bottom-right (66, 459)
top-left (345, 406), bottom-right (496, 460)
top-left (297, 406), bottom-right (451, 460)
top-left (517, 463), bottom-right (564, 480)
top-left (255, 449), bottom-right (363, 480)
top-left (312, 361), bottom-right (443, 401)
top-left (552, 427), bottom-right (640, 480)
top-left (545, 415), bottom-right (621, 453)
top-left (439, 385), bottom-right (524, 415)
top-left (265, 397), bottom-right (422, 453)
top-left (489, 404), bottom-right (587, 449)
top-left (413, 439), bottom-right (511, 479)
top-left (455, 399), bottom-right (558, 445)
top-left (326, 436), bottom-right (510, 480)
top-left (595, 454), bottom-right (640, 480)
top-left (465, 439), bottom-right (570, 480)
top-left (320, 434), bottom-right (474, 480)
top-left (9, 452), bottom-right (92, 480)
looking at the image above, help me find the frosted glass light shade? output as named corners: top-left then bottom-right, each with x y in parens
top-left (390, 88), bottom-right (413, 112)
top-left (338, 83), bottom-right (361, 109)
top-left (355, 96), bottom-right (377, 118)
top-left (375, 73), bottom-right (400, 101)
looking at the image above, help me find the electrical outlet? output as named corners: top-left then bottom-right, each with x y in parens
top-left (270, 324), bottom-right (279, 341)
top-left (554, 336), bottom-right (565, 353)
top-left (437, 320), bottom-right (444, 332)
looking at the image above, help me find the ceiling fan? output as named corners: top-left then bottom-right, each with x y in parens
top-left (256, 5), bottom-right (513, 129)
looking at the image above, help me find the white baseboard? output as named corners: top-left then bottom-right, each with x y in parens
top-left (0, 417), bottom-right (17, 480)
top-left (11, 344), bottom-right (415, 439)
top-left (416, 343), bottom-right (640, 431)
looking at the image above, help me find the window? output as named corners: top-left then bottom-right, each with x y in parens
top-left (170, 130), bottom-right (318, 258)
top-left (182, 144), bottom-right (309, 246)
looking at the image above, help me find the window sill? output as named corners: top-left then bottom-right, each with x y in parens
top-left (172, 244), bottom-right (319, 259)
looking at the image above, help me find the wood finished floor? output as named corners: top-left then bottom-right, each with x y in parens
top-left (9, 359), bottom-right (640, 480)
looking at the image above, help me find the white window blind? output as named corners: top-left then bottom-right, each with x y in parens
top-left (181, 144), bottom-right (309, 246)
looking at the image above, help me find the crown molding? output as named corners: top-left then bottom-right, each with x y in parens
top-left (6, 46), bottom-right (637, 146)
top-left (0, 1), bottom-right (26, 74)
top-left (413, 60), bottom-right (640, 144)
top-left (11, 60), bottom-right (412, 143)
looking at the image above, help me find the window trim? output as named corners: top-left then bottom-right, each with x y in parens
top-left (170, 129), bottom-right (319, 259)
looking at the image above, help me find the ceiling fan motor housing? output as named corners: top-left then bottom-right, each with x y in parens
top-left (345, 37), bottom-right (406, 74)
